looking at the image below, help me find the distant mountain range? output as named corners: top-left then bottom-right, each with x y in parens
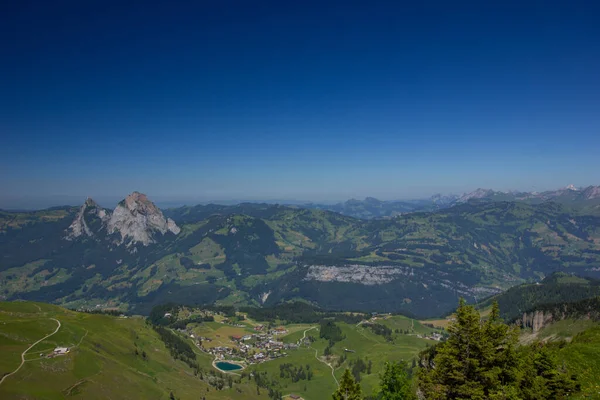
top-left (299, 184), bottom-right (600, 219)
top-left (2, 186), bottom-right (600, 318)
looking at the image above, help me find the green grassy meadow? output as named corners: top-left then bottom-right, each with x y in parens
top-left (252, 318), bottom-right (437, 398)
top-left (0, 301), bottom-right (264, 400)
top-left (0, 302), bottom-right (440, 400)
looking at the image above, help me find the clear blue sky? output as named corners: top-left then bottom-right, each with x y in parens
top-left (1, 1), bottom-right (599, 208)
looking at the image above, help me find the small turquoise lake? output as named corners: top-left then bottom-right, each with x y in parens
top-left (215, 361), bottom-right (243, 371)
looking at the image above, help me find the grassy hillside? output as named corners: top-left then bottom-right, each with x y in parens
top-left (0, 301), bottom-right (264, 400)
top-left (0, 301), bottom-right (445, 400)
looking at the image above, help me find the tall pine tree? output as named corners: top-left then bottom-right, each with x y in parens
top-left (333, 369), bottom-right (363, 400)
top-left (375, 361), bottom-right (415, 400)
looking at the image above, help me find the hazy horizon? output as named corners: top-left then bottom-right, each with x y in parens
top-left (1, 181), bottom-right (596, 210)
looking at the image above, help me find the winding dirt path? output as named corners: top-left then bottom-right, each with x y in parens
top-left (299, 326), bottom-right (338, 387)
top-left (0, 318), bottom-right (61, 387)
top-left (300, 326), bottom-right (317, 341)
top-left (313, 348), bottom-right (339, 387)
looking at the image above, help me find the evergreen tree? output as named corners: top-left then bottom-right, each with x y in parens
top-left (333, 369), bottom-right (363, 400)
top-left (375, 361), bottom-right (415, 400)
top-left (418, 299), bottom-right (580, 399)
top-left (479, 301), bottom-right (521, 394)
top-left (419, 298), bottom-right (489, 399)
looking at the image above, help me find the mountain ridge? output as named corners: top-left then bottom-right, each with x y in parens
top-left (299, 184), bottom-right (600, 219)
top-left (65, 191), bottom-right (180, 246)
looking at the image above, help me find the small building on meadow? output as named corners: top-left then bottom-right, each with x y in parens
top-left (53, 347), bottom-right (70, 355)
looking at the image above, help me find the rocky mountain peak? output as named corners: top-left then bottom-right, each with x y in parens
top-left (65, 197), bottom-right (109, 240)
top-left (457, 188), bottom-right (494, 203)
top-left (121, 191), bottom-right (154, 211)
top-left (108, 192), bottom-right (180, 246)
top-left (84, 197), bottom-right (99, 207)
top-left (430, 193), bottom-right (459, 205)
top-left (65, 192), bottom-right (180, 246)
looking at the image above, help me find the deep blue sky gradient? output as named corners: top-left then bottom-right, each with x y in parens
top-left (2, 1), bottom-right (599, 207)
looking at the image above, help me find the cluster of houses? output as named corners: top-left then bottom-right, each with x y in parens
top-left (168, 308), bottom-right (301, 365)
top-left (250, 324), bottom-right (288, 335)
top-left (198, 330), bottom-right (299, 365)
top-left (221, 319), bottom-right (246, 328)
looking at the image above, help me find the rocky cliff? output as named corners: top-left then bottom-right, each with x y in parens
top-left (107, 192), bottom-right (180, 246)
top-left (519, 297), bottom-right (600, 332)
top-left (65, 197), bottom-right (109, 239)
top-left (65, 192), bottom-right (180, 246)
top-left (304, 264), bottom-right (409, 285)
top-left (520, 310), bottom-right (555, 332)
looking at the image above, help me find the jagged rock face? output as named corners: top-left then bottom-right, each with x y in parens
top-left (521, 310), bottom-right (554, 332)
top-left (65, 192), bottom-right (180, 246)
top-left (167, 218), bottom-right (181, 235)
top-left (107, 191), bottom-right (180, 246)
top-left (65, 198), bottom-right (109, 240)
top-left (582, 185), bottom-right (600, 200)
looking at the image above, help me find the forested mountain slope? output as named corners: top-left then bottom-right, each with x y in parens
top-left (477, 273), bottom-right (600, 322)
top-left (2, 194), bottom-right (600, 317)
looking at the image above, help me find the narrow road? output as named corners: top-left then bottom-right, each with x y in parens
top-left (301, 326), bottom-right (317, 341)
top-left (313, 348), bottom-right (339, 387)
top-left (0, 318), bottom-right (61, 387)
top-left (300, 326), bottom-right (338, 387)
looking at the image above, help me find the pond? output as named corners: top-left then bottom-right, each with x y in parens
top-left (215, 361), bottom-right (243, 371)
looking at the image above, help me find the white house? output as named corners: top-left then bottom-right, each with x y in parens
top-left (54, 347), bottom-right (69, 355)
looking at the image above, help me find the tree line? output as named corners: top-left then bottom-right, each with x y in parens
top-left (241, 301), bottom-right (365, 324)
top-left (364, 322), bottom-right (393, 341)
top-left (279, 363), bottom-right (313, 382)
top-left (152, 325), bottom-right (198, 370)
